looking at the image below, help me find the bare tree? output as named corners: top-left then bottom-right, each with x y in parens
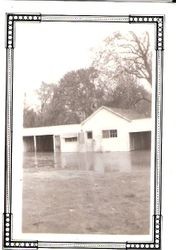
top-left (37, 82), bottom-right (56, 112)
top-left (92, 31), bottom-right (152, 104)
top-left (23, 32), bottom-right (152, 127)
top-left (119, 32), bottom-right (152, 86)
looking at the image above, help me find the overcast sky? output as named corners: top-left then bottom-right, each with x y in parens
top-left (14, 21), bottom-right (154, 108)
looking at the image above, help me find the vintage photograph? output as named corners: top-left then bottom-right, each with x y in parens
top-left (17, 21), bottom-right (154, 235)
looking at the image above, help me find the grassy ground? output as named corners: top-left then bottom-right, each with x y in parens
top-left (22, 155), bottom-right (150, 234)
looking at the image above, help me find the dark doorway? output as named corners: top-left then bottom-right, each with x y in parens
top-left (36, 135), bottom-right (54, 152)
top-left (130, 131), bottom-right (151, 151)
top-left (23, 136), bottom-right (35, 152)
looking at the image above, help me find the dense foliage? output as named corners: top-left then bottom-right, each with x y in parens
top-left (24, 32), bottom-right (152, 128)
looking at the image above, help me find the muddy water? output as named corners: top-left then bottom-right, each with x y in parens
top-left (23, 150), bottom-right (151, 173)
top-left (23, 150), bottom-right (151, 234)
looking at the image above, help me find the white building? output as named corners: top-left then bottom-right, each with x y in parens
top-left (23, 106), bottom-right (151, 153)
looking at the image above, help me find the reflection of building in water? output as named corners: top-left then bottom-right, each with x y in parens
top-left (23, 106), bottom-right (151, 153)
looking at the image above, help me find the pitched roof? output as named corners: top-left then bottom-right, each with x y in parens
top-left (105, 107), bottom-right (149, 120)
top-left (81, 106), bottom-right (150, 125)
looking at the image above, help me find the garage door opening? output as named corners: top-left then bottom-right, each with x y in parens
top-left (130, 131), bottom-right (151, 151)
top-left (36, 135), bottom-right (54, 152)
top-left (23, 136), bottom-right (35, 152)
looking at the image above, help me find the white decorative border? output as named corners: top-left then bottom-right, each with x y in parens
top-left (3, 13), bottom-right (163, 250)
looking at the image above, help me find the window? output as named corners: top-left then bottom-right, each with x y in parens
top-left (110, 129), bottom-right (117, 137)
top-left (102, 130), bottom-right (110, 138)
top-left (65, 137), bottom-right (77, 142)
top-left (87, 131), bottom-right (93, 139)
top-left (102, 130), bottom-right (117, 138)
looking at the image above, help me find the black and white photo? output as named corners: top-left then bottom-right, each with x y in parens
top-left (3, 13), bottom-right (163, 250)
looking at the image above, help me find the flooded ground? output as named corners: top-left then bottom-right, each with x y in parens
top-left (22, 150), bottom-right (151, 234)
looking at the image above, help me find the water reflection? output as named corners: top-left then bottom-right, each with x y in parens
top-left (23, 151), bottom-right (151, 174)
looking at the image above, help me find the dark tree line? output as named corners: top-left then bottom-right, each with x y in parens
top-left (24, 31), bottom-right (152, 128)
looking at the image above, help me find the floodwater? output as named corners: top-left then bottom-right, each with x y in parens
top-left (23, 150), bottom-right (151, 173)
top-left (23, 150), bottom-right (151, 234)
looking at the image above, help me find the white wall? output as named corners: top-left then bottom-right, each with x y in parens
top-left (22, 111), bottom-right (152, 152)
top-left (60, 137), bottom-right (79, 153)
top-left (23, 124), bottom-right (80, 136)
top-left (23, 124), bottom-right (81, 153)
top-left (81, 109), bottom-right (130, 152)
top-left (129, 118), bottom-right (152, 132)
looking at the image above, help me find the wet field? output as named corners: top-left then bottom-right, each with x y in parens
top-left (22, 151), bottom-right (151, 234)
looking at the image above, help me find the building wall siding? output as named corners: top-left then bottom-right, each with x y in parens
top-left (60, 137), bottom-right (79, 152)
top-left (81, 109), bottom-right (130, 152)
top-left (22, 108), bottom-right (151, 153)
